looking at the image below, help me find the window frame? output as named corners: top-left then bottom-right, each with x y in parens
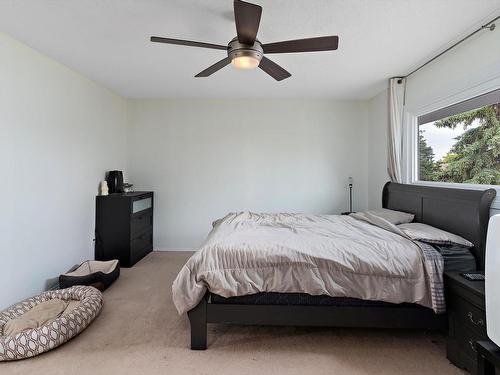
top-left (405, 87), bottom-right (500, 210)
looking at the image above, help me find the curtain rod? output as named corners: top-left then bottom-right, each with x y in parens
top-left (401, 14), bottom-right (499, 80)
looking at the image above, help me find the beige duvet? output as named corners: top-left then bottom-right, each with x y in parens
top-left (172, 212), bottom-right (443, 315)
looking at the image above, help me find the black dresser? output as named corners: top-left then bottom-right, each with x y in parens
top-left (445, 271), bottom-right (489, 374)
top-left (95, 192), bottom-right (153, 267)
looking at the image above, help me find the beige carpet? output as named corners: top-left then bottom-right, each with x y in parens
top-left (2, 251), bottom-right (465, 375)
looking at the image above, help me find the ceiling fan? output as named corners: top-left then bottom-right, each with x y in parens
top-left (150, 0), bottom-right (339, 81)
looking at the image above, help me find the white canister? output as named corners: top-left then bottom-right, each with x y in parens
top-left (100, 180), bottom-right (109, 196)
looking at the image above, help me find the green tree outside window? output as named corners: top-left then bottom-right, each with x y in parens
top-left (419, 103), bottom-right (500, 185)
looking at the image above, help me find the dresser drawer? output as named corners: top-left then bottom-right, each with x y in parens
top-left (131, 211), bottom-right (153, 238)
top-left (446, 338), bottom-right (477, 374)
top-left (130, 230), bottom-right (153, 265)
top-left (132, 196), bottom-right (152, 214)
top-left (131, 230), bottom-right (152, 250)
top-left (456, 324), bottom-right (488, 363)
top-left (451, 295), bottom-right (486, 334)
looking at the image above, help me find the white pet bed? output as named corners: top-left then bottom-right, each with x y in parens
top-left (0, 286), bottom-right (102, 361)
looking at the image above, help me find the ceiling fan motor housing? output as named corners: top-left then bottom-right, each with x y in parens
top-left (228, 37), bottom-right (263, 62)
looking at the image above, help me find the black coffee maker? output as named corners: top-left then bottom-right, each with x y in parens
top-left (106, 171), bottom-right (124, 194)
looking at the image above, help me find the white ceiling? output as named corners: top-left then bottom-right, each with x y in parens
top-left (1, 0), bottom-right (499, 99)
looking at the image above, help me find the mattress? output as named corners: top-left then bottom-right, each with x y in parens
top-left (210, 292), bottom-right (414, 307)
top-left (210, 243), bottom-right (475, 307)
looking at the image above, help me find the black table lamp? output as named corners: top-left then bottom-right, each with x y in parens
top-left (341, 177), bottom-right (354, 215)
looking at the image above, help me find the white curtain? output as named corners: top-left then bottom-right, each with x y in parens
top-left (388, 78), bottom-right (406, 183)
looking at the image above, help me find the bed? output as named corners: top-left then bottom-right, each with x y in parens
top-left (175, 182), bottom-right (496, 349)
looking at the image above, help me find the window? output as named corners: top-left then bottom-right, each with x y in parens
top-left (417, 89), bottom-right (500, 185)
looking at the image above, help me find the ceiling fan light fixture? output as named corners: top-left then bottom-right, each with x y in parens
top-left (228, 37), bottom-right (263, 70)
top-left (150, 0), bottom-right (339, 81)
top-left (231, 55), bottom-right (260, 69)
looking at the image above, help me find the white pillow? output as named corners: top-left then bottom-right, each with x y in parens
top-left (365, 208), bottom-right (415, 225)
top-left (397, 222), bottom-right (473, 248)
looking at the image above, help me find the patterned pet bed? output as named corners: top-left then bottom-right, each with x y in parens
top-left (0, 286), bottom-right (102, 361)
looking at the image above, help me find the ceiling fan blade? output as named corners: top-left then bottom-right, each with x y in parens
top-left (259, 56), bottom-right (291, 81)
top-left (234, 0), bottom-right (262, 45)
top-left (150, 36), bottom-right (227, 51)
top-left (262, 36), bottom-right (339, 54)
top-left (195, 57), bottom-right (232, 77)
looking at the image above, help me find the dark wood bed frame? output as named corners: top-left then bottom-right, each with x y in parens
top-left (187, 182), bottom-right (497, 350)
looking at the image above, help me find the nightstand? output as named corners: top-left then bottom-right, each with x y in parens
top-left (477, 341), bottom-right (500, 375)
top-left (445, 272), bottom-right (489, 374)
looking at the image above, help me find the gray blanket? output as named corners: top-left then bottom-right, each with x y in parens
top-left (172, 212), bottom-right (445, 315)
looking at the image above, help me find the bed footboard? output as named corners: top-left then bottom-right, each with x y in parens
top-left (187, 294), bottom-right (208, 350)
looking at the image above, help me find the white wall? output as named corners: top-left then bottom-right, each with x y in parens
top-left (128, 99), bottom-right (369, 249)
top-left (0, 33), bottom-right (128, 309)
top-left (367, 89), bottom-right (390, 209)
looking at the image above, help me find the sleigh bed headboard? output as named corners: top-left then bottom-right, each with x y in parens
top-left (382, 182), bottom-right (496, 270)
